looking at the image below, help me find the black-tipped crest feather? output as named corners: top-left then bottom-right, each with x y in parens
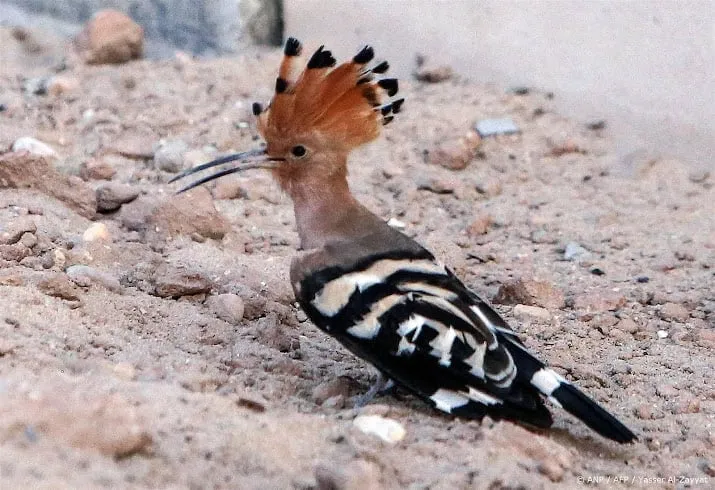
top-left (284, 37), bottom-right (302, 56)
top-left (378, 78), bottom-right (399, 96)
top-left (353, 45), bottom-right (375, 64)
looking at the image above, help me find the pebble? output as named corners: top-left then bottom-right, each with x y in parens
top-left (513, 304), bottom-right (552, 322)
top-left (37, 273), bottom-right (81, 301)
top-left (46, 76), bottom-right (79, 96)
top-left (0, 244), bottom-right (31, 262)
top-left (563, 242), bottom-right (591, 262)
top-left (0, 217), bottom-right (37, 245)
top-left (494, 278), bottom-right (565, 309)
top-left (83, 223), bottom-right (111, 242)
top-left (615, 318), bottom-right (639, 334)
top-left (11, 137), bottom-right (57, 158)
top-left (112, 362), bottom-right (137, 380)
top-left (574, 292), bottom-right (626, 313)
top-left (426, 132), bottom-right (481, 170)
top-left (152, 264), bottom-right (212, 298)
top-left (688, 170), bottom-right (710, 183)
top-left (149, 187), bottom-right (230, 240)
top-left (206, 293), bottom-right (245, 324)
top-left (466, 213), bottom-right (492, 236)
top-left (352, 415), bottom-right (406, 444)
top-left (386, 217), bottom-right (406, 229)
top-left (66, 265), bottom-right (122, 293)
top-left (76, 9), bottom-right (144, 65)
top-left (312, 378), bottom-right (352, 405)
top-left (314, 459), bottom-right (382, 490)
top-left (416, 176), bottom-right (457, 194)
top-left (153, 139), bottom-right (188, 173)
top-left (658, 302), bottom-right (690, 322)
top-left (656, 330), bottom-right (669, 339)
top-left (96, 183), bottom-right (140, 212)
top-left (79, 159), bottom-right (116, 180)
top-left (475, 118), bottom-right (520, 137)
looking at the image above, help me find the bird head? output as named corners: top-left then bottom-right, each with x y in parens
top-left (170, 38), bottom-right (403, 195)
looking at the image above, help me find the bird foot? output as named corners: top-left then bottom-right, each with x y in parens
top-left (354, 373), bottom-right (395, 408)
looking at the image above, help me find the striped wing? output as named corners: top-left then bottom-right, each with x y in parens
top-left (297, 250), bottom-right (636, 443)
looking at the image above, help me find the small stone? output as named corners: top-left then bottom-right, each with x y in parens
top-left (426, 132), bottom-right (481, 170)
top-left (96, 183), bottom-right (140, 212)
top-left (656, 330), bottom-right (669, 339)
top-left (0, 217), bottom-right (37, 245)
top-left (416, 176), bottom-right (456, 194)
top-left (66, 265), bottom-right (122, 293)
top-left (0, 244), bottom-right (31, 262)
top-left (314, 459), bottom-right (381, 490)
top-left (47, 76), bottom-right (79, 96)
top-left (574, 292), bottom-right (626, 313)
top-left (206, 293), bottom-right (245, 324)
top-left (353, 415), bottom-right (406, 444)
top-left (386, 218), bottom-right (406, 229)
top-left (11, 137), bottom-right (57, 158)
top-left (312, 378), bottom-right (352, 405)
top-left (211, 179), bottom-right (248, 200)
top-left (37, 273), bottom-right (81, 301)
top-left (75, 9), bottom-right (144, 65)
top-left (19, 232), bottom-right (37, 249)
top-left (658, 302), bottom-right (689, 322)
top-left (475, 118), bottom-right (520, 138)
top-left (538, 459), bottom-right (565, 482)
top-left (149, 187), bottom-right (230, 240)
top-left (112, 362), bottom-right (137, 380)
top-left (153, 139), bottom-right (188, 173)
top-left (564, 242), bottom-right (591, 262)
top-left (655, 384), bottom-right (678, 398)
top-left (512, 304), bottom-right (552, 322)
top-left (615, 318), bottom-right (639, 334)
top-left (296, 310), bottom-right (308, 323)
top-left (79, 159), bottom-right (116, 181)
top-left (494, 278), bottom-right (565, 309)
top-left (413, 64), bottom-right (453, 83)
top-left (466, 214), bottom-right (492, 237)
top-left (153, 264), bottom-right (212, 298)
top-left (236, 395), bottom-right (267, 413)
top-left (83, 223), bottom-right (111, 242)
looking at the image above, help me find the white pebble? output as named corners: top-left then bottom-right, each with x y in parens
top-left (657, 330), bottom-right (669, 339)
top-left (12, 137), bottom-right (57, 158)
top-left (387, 218), bottom-right (406, 229)
top-left (353, 415), bottom-right (405, 444)
top-left (83, 222), bottom-right (111, 242)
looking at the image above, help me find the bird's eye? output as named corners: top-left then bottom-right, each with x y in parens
top-left (291, 145), bottom-right (307, 158)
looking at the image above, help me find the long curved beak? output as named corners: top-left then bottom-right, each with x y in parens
top-left (168, 148), bottom-right (284, 193)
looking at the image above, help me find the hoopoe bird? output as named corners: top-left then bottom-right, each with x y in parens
top-left (171, 38), bottom-right (636, 443)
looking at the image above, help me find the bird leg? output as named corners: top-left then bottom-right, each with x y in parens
top-left (354, 372), bottom-right (395, 408)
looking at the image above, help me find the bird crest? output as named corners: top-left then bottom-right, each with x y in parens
top-left (253, 38), bottom-right (403, 152)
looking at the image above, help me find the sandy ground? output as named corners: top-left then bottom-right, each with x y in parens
top-left (0, 27), bottom-right (713, 489)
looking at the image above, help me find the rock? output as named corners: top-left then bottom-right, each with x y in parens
top-left (19, 232), bottom-right (37, 249)
top-left (574, 292), bottom-right (626, 313)
top-left (656, 330), bottom-right (669, 339)
top-left (538, 459), bottom-right (565, 482)
top-left (149, 187), bottom-right (230, 240)
top-left (0, 153), bottom-right (96, 219)
top-left (0, 217), bottom-right (37, 245)
top-left (37, 273), bottom-right (81, 301)
top-left (79, 159), bottom-right (116, 181)
top-left (211, 178), bottom-right (248, 200)
top-left (658, 302), bottom-right (690, 322)
top-left (254, 313), bottom-right (300, 352)
top-left (414, 65), bottom-right (454, 83)
top-left (547, 140), bottom-right (586, 157)
top-left (615, 318), bottom-right (639, 334)
top-left (76, 10), bottom-right (144, 65)
top-left (311, 378), bottom-right (353, 405)
top-left (66, 265), bottom-right (122, 293)
top-left (466, 214), bottom-right (492, 236)
top-left (475, 118), bottom-right (520, 138)
top-left (11, 137), bottom-right (57, 158)
top-left (96, 183), bottom-right (140, 212)
top-left (314, 459), bottom-right (382, 490)
top-left (416, 176), bottom-right (457, 194)
top-left (112, 362), bottom-right (137, 381)
top-left (494, 278), bottom-right (565, 309)
top-left (46, 76), bottom-right (79, 96)
top-left (0, 382), bottom-right (151, 457)
top-left (426, 132), bottom-right (481, 170)
top-left (563, 242), bottom-right (591, 262)
top-left (206, 293), bottom-right (245, 324)
top-left (353, 415), bottom-right (406, 444)
top-left (82, 223), bottom-right (111, 242)
top-left (0, 244), bottom-right (31, 262)
top-left (153, 139), bottom-right (188, 173)
top-left (153, 264), bottom-right (212, 298)
top-left (688, 170), bottom-right (710, 183)
top-left (512, 304), bottom-right (552, 322)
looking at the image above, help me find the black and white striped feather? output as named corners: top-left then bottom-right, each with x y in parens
top-left (294, 246), bottom-right (636, 443)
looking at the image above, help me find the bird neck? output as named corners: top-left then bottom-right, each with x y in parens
top-left (289, 172), bottom-right (384, 250)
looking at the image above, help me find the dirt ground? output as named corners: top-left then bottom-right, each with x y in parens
top-left (0, 26), bottom-right (713, 489)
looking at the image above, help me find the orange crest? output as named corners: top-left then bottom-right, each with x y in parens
top-left (253, 38), bottom-right (403, 152)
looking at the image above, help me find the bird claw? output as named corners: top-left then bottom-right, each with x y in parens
top-left (354, 372), bottom-right (395, 408)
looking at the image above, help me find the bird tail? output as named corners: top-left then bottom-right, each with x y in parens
top-left (501, 332), bottom-right (636, 443)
